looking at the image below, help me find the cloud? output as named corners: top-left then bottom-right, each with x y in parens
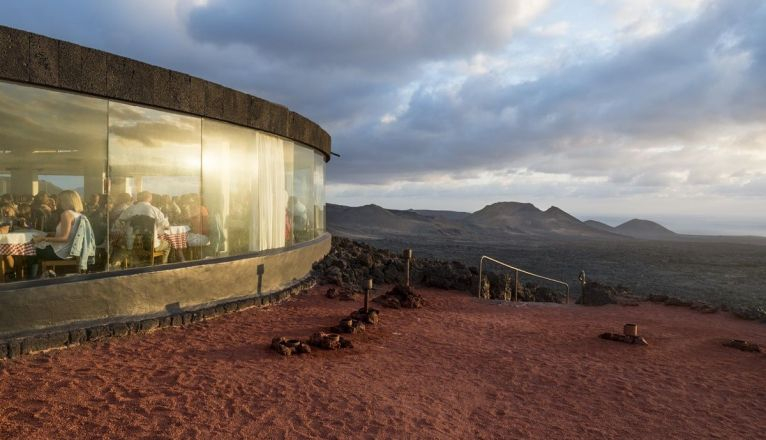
top-left (184, 0), bottom-right (549, 70)
top-left (1, 0), bottom-right (765, 226)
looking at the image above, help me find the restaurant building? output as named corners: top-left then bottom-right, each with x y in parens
top-left (0, 25), bottom-right (331, 346)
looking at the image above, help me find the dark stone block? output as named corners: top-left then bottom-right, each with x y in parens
top-left (260, 295), bottom-right (271, 306)
top-left (139, 318), bottom-right (159, 332)
top-left (158, 316), bottom-right (172, 328)
top-left (223, 87), bottom-right (248, 125)
top-left (181, 312), bottom-right (193, 325)
top-left (111, 322), bottom-right (130, 337)
top-left (0, 26), bottom-right (30, 81)
top-left (28, 332), bottom-right (68, 353)
top-left (189, 76), bottom-right (205, 115)
top-left (87, 325), bottom-right (110, 341)
top-left (170, 314), bottom-right (183, 326)
top-left (0, 342), bottom-right (7, 360)
top-left (288, 111), bottom-right (326, 149)
top-left (59, 41), bottom-right (85, 91)
top-left (151, 66), bottom-right (172, 109)
top-left (317, 130), bottom-right (332, 156)
top-left (204, 80), bottom-right (224, 119)
top-left (29, 34), bottom-right (59, 86)
top-left (58, 41), bottom-right (83, 91)
top-left (248, 96), bottom-right (289, 135)
top-left (237, 298), bottom-right (254, 309)
top-left (81, 47), bottom-right (107, 95)
top-left (20, 339), bottom-right (31, 355)
top-left (106, 54), bottom-right (153, 104)
top-left (69, 328), bottom-right (87, 345)
top-left (8, 340), bottom-right (22, 358)
top-left (223, 302), bottom-right (237, 313)
top-left (214, 305), bottom-right (226, 315)
top-left (169, 71), bottom-right (191, 113)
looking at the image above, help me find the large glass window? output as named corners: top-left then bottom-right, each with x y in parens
top-left (0, 81), bottom-right (107, 281)
top-left (314, 152), bottom-right (326, 235)
top-left (291, 145), bottom-right (316, 243)
top-left (202, 119), bottom-right (255, 256)
top-left (107, 102), bottom-right (202, 268)
top-left (0, 80), bottom-right (327, 285)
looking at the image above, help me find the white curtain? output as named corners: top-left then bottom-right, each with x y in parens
top-left (250, 133), bottom-right (287, 251)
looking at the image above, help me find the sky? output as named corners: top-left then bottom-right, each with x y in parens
top-left (2, 0), bottom-right (765, 235)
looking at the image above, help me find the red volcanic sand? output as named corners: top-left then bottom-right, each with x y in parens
top-left (1, 287), bottom-right (765, 439)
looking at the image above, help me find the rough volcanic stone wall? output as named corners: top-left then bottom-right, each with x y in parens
top-left (0, 277), bottom-right (316, 361)
top-left (0, 25), bottom-right (331, 158)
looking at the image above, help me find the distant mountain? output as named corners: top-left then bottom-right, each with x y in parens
top-left (411, 209), bottom-right (471, 222)
top-left (464, 202), bottom-right (614, 237)
top-left (614, 219), bottom-right (677, 240)
top-left (584, 220), bottom-right (618, 234)
top-left (327, 201), bottom-right (766, 245)
top-left (584, 218), bottom-right (678, 239)
top-left (326, 203), bottom-right (465, 239)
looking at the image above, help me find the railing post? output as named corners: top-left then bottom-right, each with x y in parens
top-left (515, 269), bottom-right (519, 302)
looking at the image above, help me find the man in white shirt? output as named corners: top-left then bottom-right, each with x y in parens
top-left (118, 191), bottom-right (171, 264)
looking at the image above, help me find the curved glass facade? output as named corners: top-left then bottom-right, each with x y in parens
top-left (0, 80), bottom-right (326, 283)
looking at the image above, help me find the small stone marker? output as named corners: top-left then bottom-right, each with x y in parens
top-left (723, 339), bottom-right (761, 353)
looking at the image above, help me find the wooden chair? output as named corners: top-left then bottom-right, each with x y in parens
top-left (127, 215), bottom-right (164, 267)
top-left (41, 258), bottom-right (82, 276)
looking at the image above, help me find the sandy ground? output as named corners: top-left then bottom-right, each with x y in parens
top-left (0, 287), bottom-right (764, 440)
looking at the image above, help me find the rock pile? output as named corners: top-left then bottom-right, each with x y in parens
top-left (374, 284), bottom-right (425, 309)
top-left (325, 287), bottom-right (358, 301)
top-left (309, 332), bottom-right (353, 350)
top-left (577, 281), bottom-right (641, 306)
top-left (723, 339), bottom-right (761, 353)
top-left (348, 307), bottom-right (381, 325)
top-left (331, 317), bottom-right (366, 334)
top-left (271, 337), bottom-right (312, 356)
top-left (314, 237), bottom-right (477, 293)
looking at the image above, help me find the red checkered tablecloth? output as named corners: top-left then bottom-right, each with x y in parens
top-left (0, 242), bottom-right (36, 256)
top-left (161, 226), bottom-right (190, 249)
top-left (162, 232), bottom-right (188, 249)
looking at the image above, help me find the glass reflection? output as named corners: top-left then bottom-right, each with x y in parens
top-left (0, 79), bottom-right (327, 285)
top-left (314, 152), bottom-right (326, 235)
top-left (292, 145), bottom-right (316, 243)
top-left (0, 81), bottom-right (107, 281)
top-left (107, 102), bottom-right (202, 268)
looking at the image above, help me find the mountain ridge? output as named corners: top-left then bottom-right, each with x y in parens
top-left (327, 202), bottom-right (766, 245)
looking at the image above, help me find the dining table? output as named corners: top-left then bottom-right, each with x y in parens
top-left (162, 225), bottom-right (191, 250)
top-left (0, 229), bottom-right (47, 257)
top-left (0, 229), bottom-right (47, 281)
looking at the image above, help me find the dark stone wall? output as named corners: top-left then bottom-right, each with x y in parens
top-left (0, 277), bottom-right (316, 361)
top-left (0, 25), bottom-right (331, 158)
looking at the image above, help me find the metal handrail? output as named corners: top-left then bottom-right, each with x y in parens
top-left (478, 255), bottom-right (570, 304)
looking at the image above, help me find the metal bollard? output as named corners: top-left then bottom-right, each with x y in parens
top-left (403, 248), bottom-right (412, 287)
top-left (365, 278), bottom-right (373, 313)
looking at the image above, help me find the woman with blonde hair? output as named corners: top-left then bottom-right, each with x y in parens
top-left (30, 190), bottom-right (94, 277)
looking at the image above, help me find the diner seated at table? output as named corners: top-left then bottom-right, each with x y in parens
top-left (29, 190), bottom-right (96, 277)
top-left (30, 192), bottom-right (52, 230)
top-left (185, 194), bottom-right (210, 250)
top-left (109, 192), bottom-right (133, 222)
top-left (16, 203), bottom-right (31, 229)
top-left (1, 194), bottom-right (17, 211)
top-left (116, 191), bottom-right (171, 264)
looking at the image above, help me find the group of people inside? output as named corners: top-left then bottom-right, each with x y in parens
top-left (1, 189), bottom-right (211, 280)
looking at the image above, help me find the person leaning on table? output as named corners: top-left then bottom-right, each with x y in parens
top-left (30, 190), bottom-right (96, 277)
